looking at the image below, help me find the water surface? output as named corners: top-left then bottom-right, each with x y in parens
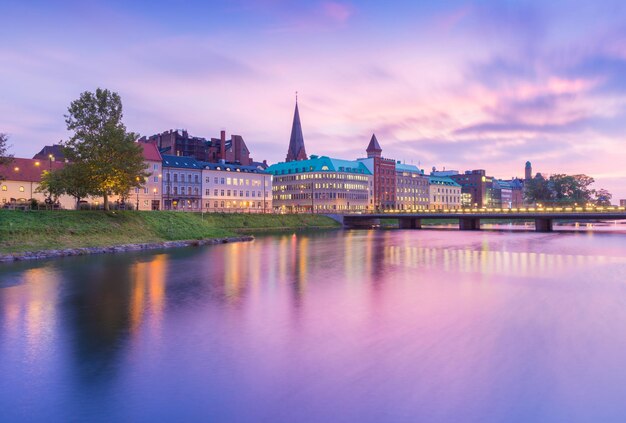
top-left (2, 228), bottom-right (626, 422)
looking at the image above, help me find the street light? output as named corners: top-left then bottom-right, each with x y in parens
top-left (136, 176), bottom-right (140, 211)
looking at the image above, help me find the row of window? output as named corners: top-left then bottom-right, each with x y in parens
top-left (204, 176), bottom-right (267, 187)
top-left (204, 189), bottom-right (268, 198)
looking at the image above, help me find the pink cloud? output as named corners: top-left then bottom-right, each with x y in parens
top-left (322, 2), bottom-right (354, 23)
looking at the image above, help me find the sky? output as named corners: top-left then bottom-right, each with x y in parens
top-left (2, 0), bottom-right (626, 199)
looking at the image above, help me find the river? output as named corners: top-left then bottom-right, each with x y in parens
top-left (2, 227), bottom-right (626, 422)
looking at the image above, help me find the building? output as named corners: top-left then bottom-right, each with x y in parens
top-left (32, 144), bottom-right (66, 162)
top-left (450, 170), bottom-right (497, 208)
top-left (428, 175), bottom-right (462, 210)
top-left (142, 129), bottom-right (256, 165)
top-left (267, 155), bottom-right (372, 213)
top-left (358, 134), bottom-right (396, 210)
top-left (395, 163), bottom-right (429, 211)
top-left (621, 199), bottom-right (626, 207)
top-left (133, 142), bottom-right (163, 211)
top-left (161, 155), bottom-right (203, 211)
top-left (201, 162), bottom-right (272, 213)
top-left (497, 178), bottom-right (524, 209)
top-left (0, 157), bottom-right (75, 209)
top-left (285, 100), bottom-right (308, 162)
top-left (525, 161), bottom-right (532, 180)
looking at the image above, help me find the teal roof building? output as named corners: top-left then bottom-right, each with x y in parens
top-left (267, 155), bottom-right (372, 176)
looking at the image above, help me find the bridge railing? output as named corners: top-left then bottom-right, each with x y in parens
top-left (342, 206), bottom-right (626, 215)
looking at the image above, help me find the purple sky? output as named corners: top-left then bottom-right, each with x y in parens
top-left (2, 0), bottom-right (626, 199)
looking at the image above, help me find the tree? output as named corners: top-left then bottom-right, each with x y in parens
top-left (63, 88), bottom-right (148, 210)
top-left (524, 174), bottom-right (553, 205)
top-left (594, 188), bottom-right (613, 206)
top-left (0, 133), bottom-right (14, 180)
top-left (36, 169), bottom-right (66, 205)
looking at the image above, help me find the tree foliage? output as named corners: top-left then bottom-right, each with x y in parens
top-left (524, 173), bottom-right (612, 206)
top-left (594, 188), bottom-right (613, 206)
top-left (0, 133), bottom-right (14, 180)
top-left (63, 88), bottom-right (148, 210)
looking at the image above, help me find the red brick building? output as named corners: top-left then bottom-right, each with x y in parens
top-left (362, 134), bottom-right (396, 210)
top-left (141, 129), bottom-right (255, 166)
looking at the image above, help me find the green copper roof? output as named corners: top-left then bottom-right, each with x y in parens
top-left (267, 156), bottom-right (372, 176)
top-left (428, 175), bottom-right (461, 187)
top-left (395, 163), bottom-right (424, 174)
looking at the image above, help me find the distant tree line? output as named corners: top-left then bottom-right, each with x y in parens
top-left (524, 173), bottom-right (613, 207)
top-left (38, 88), bottom-right (148, 210)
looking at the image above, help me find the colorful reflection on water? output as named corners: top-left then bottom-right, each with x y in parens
top-left (2, 228), bottom-right (626, 422)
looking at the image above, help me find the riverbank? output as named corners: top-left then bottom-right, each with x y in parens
top-left (0, 210), bottom-right (340, 258)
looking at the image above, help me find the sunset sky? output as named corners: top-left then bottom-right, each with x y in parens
top-left (2, 0), bottom-right (626, 199)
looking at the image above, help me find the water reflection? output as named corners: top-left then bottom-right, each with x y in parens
top-left (2, 229), bottom-right (626, 422)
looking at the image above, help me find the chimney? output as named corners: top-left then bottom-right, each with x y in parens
top-left (220, 130), bottom-right (226, 161)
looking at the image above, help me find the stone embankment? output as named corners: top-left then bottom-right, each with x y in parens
top-left (0, 235), bottom-right (254, 264)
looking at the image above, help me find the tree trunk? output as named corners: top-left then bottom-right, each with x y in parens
top-left (75, 197), bottom-right (81, 210)
top-left (103, 193), bottom-right (109, 210)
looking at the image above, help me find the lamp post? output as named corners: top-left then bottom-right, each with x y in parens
top-left (136, 176), bottom-right (140, 211)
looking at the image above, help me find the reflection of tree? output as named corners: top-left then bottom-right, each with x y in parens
top-left (62, 256), bottom-right (134, 384)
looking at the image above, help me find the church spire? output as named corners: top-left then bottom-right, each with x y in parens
top-left (366, 133), bottom-right (382, 158)
top-left (286, 97), bottom-right (308, 162)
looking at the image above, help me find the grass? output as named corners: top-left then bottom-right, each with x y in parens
top-left (0, 210), bottom-right (340, 254)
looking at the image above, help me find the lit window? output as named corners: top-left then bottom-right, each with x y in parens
top-left (1, 186), bottom-right (6, 191)
top-left (19, 186), bottom-right (24, 192)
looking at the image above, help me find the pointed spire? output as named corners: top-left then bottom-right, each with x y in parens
top-left (286, 98), bottom-right (308, 162)
top-left (366, 133), bottom-right (382, 158)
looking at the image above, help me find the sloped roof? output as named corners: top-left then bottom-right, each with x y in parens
top-left (366, 134), bottom-right (382, 152)
top-left (428, 175), bottom-right (461, 187)
top-left (199, 161), bottom-right (269, 174)
top-left (395, 163), bottom-right (424, 174)
top-left (266, 156), bottom-right (372, 175)
top-left (0, 157), bottom-right (65, 183)
top-left (139, 142), bottom-right (162, 162)
top-left (286, 102), bottom-right (307, 162)
top-left (161, 155), bottom-right (202, 170)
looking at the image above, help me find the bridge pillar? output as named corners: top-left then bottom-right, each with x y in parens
top-left (399, 218), bottom-right (422, 229)
top-left (343, 217), bottom-right (380, 229)
top-left (459, 218), bottom-right (480, 230)
top-left (535, 218), bottom-right (553, 232)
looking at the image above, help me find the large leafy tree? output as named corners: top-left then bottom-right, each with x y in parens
top-left (63, 88), bottom-right (148, 210)
top-left (0, 133), bottom-right (14, 180)
top-left (524, 173), bottom-right (598, 206)
top-left (38, 163), bottom-right (96, 209)
top-left (594, 188), bottom-right (613, 206)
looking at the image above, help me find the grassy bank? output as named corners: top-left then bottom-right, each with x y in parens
top-left (0, 210), bottom-right (340, 254)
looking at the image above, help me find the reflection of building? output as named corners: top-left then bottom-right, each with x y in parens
top-left (162, 155), bottom-right (202, 211)
top-left (358, 135), bottom-right (396, 210)
top-left (134, 143), bottom-right (163, 211)
top-left (201, 162), bottom-right (272, 213)
top-left (267, 155), bottom-right (372, 213)
top-left (0, 157), bottom-right (75, 208)
top-left (428, 175), bottom-right (461, 210)
top-left (395, 163), bottom-right (429, 210)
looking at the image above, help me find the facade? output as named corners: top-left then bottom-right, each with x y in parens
top-left (267, 155), bottom-right (372, 213)
top-left (142, 129), bottom-right (256, 165)
top-left (201, 162), bottom-right (272, 213)
top-left (0, 157), bottom-right (75, 209)
top-left (497, 179), bottom-right (524, 209)
top-left (161, 155), bottom-right (203, 211)
top-left (621, 199), bottom-right (626, 207)
top-left (358, 134), bottom-right (396, 210)
top-left (450, 170), bottom-right (497, 208)
top-left (133, 143), bottom-right (163, 211)
top-left (395, 163), bottom-right (429, 211)
top-left (428, 176), bottom-right (462, 210)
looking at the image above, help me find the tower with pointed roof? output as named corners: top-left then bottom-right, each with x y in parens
top-left (366, 134), bottom-right (382, 158)
top-left (285, 98), bottom-right (308, 162)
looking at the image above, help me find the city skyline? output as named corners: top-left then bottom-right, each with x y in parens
top-left (2, 1), bottom-right (626, 199)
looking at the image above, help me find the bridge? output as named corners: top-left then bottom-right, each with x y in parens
top-left (326, 207), bottom-right (626, 232)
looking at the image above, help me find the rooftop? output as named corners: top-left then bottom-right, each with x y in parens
top-left (0, 157), bottom-right (65, 183)
top-left (267, 155), bottom-right (372, 175)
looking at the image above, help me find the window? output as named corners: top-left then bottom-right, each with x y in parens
top-left (19, 186), bottom-right (24, 192)
top-left (227, 190), bottom-right (231, 196)
top-left (135, 188), bottom-right (139, 193)
top-left (153, 164), bottom-right (158, 170)
top-left (221, 190), bottom-right (225, 196)
top-left (227, 178), bottom-right (232, 185)
top-left (240, 191), bottom-right (243, 197)
top-left (214, 177), bottom-right (218, 184)
top-left (214, 189), bottom-right (218, 196)
top-left (214, 201), bottom-right (218, 208)
top-left (1, 186), bottom-right (6, 191)
top-left (220, 178), bottom-right (225, 184)
top-left (173, 174), bottom-right (178, 182)
top-left (188, 187), bottom-right (192, 195)
top-left (173, 187), bottom-right (178, 194)
top-left (153, 176), bottom-right (158, 183)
